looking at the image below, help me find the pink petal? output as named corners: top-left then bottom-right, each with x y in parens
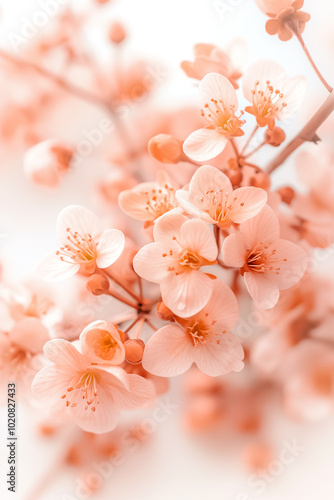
top-left (271, 239), bottom-right (308, 290)
top-left (278, 76), bottom-right (307, 120)
top-left (43, 339), bottom-right (87, 368)
top-left (96, 229), bottom-right (125, 268)
top-left (194, 332), bottom-right (244, 376)
top-left (188, 165), bottom-right (232, 211)
top-left (242, 59), bottom-right (286, 102)
top-left (110, 374), bottom-right (154, 410)
top-left (37, 251), bottom-right (79, 282)
top-left (10, 317), bottom-right (49, 354)
top-left (199, 72), bottom-right (238, 110)
top-left (228, 187), bottom-right (268, 224)
top-left (221, 233), bottom-right (248, 268)
top-left (176, 189), bottom-right (215, 223)
top-left (133, 242), bottom-right (175, 284)
top-left (161, 271), bottom-right (213, 317)
top-left (196, 279), bottom-right (239, 331)
top-left (57, 205), bottom-right (103, 244)
top-left (244, 272), bottom-right (280, 309)
top-left (32, 365), bottom-right (73, 401)
top-left (179, 218), bottom-right (217, 261)
top-left (153, 210), bottom-right (188, 246)
top-left (118, 181), bottom-right (163, 221)
top-left (142, 325), bottom-right (194, 376)
top-left (183, 128), bottom-right (228, 162)
top-left (239, 205), bottom-right (280, 246)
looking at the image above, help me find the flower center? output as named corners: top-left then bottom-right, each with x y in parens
top-left (61, 371), bottom-right (100, 412)
top-left (86, 329), bottom-right (120, 361)
top-left (242, 241), bottom-right (286, 275)
top-left (251, 81), bottom-right (287, 120)
top-left (201, 188), bottom-right (236, 227)
top-left (201, 98), bottom-right (244, 135)
top-left (144, 184), bottom-right (176, 219)
top-left (0, 345), bottom-right (31, 376)
top-left (178, 249), bottom-right (202, 270)
top-left (56, 228), bottom-right (97, 267)
top-left (187, 316), bottom-right (222, 347)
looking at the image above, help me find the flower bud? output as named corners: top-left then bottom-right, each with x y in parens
top-left (265, 127), bottom-right (286, 147)
top-left (148, 134), bottom-right (184, 164)
top-left (157, 301), bottom-right (175, 322)
top-left (86, 274), bottom-right (110, 296)
top-left (23, 139), bottom-right (74, 188)
top-left (108, 22), bottom-right (127, 44)
top-left (277, 186), bottom-right (295, 205)
top-left (124, 339), bottom-right (145, 364)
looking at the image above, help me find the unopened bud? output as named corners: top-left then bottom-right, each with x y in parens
top-left (86, 274), bottom-right (109, 296)
top-left (108, 22), bottom-right (127, 44)
top-left (23, 139), bottom-right (74, 188)
top-left (148, 134), bottom-right (184, 164)
top-left (157, 301), bottom-right (175, 322)
top-left (265, 127), bottom-right (286, 147)
top-left (277, 186), bottom-right (295, 205)
top-left (124, 339), bottom-right (145, 364)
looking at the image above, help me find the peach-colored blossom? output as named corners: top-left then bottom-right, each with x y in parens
top-left (242, 59), bottom-right (306, 129)
top-left (23, 139), bottom-right (74, 188)
top-left (176, 165), bottom-right (267, 228)
top-left (37, 205), bottom-right (125, 281)
top-left (32, 339), bottom-right (153, 433)
top-left (79, 320), bottom-right (125, 365)
top-left (183, 73), bottom-right (245, 162)
top-left (181, 39), bottom-right (247, 88)
top-left (281, 340), bottom-right (334, 420)
top-left (142, 280), bottom-right (244, 377)
top-left (222, 205), bottom-right (308, 308)
top-left (133, 210), bottom-right (218, 317)
top-left (118, 171), bottom-right (178, 224)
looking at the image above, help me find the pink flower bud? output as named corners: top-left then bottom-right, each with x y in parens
top-left (148, 134), bottom-right (184, 164)
top-left (23, 139), bottom-right (73, 188)
top-left (108, 22), bottom-right (127, 44)
top-left (86, 274), bottom-right (110, 296)
top-left (124, 339), bottom-right (145, 364)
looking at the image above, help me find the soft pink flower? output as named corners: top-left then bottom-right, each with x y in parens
top-left (281, 340), bottom-right (334, 420)
top-left (0, 317), bottom-right (49, 399)
top-left (176, 165), bottom-right (267, 228)
top-left (142, 280), bottom-right (244, 377)
top-left (133, 211), bottom-right (218, 317)
top-left (181, 39), bottom-right (247, 88)
top-left (118, 171), bottom-right (178, 224)
top-left (242, 59), bottom-right (306, 129)
top-left (23, 139), bottom-right (74, 188)
top-left (80, 320), bottom-right (125, 365)
top-left (183, 73), bottom-right (245, 162)
top-left (222, 205), bottom-right (308, 308)
top-left (32, 339), bottom-right (153, 433)
top-left (37, 205), bottom-right (125, 281)
top-left (255, 0), bottom-right (296, 15)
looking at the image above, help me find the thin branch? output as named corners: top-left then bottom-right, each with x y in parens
top-left (266, 90), bottom-right (334, 173)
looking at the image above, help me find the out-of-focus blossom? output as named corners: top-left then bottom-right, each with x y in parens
top-left (37, 205), bottom-right (125, 281)
top-left (281, 340), bottom-right (334, 420)
top-left (133, 211), bottom-right (217, 317)
top-left (176, 165), bottom-right (267, 228)
top-left (222, 205), bottom-right (308, 308)
top-left (181, 39), bottom-right (247, 89)
top-left (32, 339), bottom-right (153, 433)
top-left (148, 134), bottom-right (184, 164)
top-left (0, 317), bottom-right (49, 398)
top-left (23, 139), bottom-right (74, 188)
top-left (242, 59), bottom-right (306, 129)
top-left (80, 320), bottom-right (125, 365)
top-left (183, 73), bottom-right (245, 162)
top-left (255, 0), bottom-right (311, 41)
top-left (142, 280), bottom-right (244, 377)
top-left (118, 171), bottom-right (178, 224)
top-left (98, 169), bottom-right (137, 205)
top-left (108, 22), bottom-right (127, 44)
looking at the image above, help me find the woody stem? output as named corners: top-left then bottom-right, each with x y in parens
top-left (266, 90), bottom-right (334, 173)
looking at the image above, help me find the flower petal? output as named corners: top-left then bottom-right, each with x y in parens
top-left (10, 317), bottom-right (49, 354)
top-left (133, 242), bottom-right (174, 284)
top-left (37, 251), bottom-right (79, 282)
top-left (161, 271), bottom-right (213, 317)
top-left (194, 332), bottom-right (244, 376)
top-left (221, 233), bottom-right (248, 268)
top-left (239, 205), bottom-right (280, 246)
top-left (142, 325), bottom-right (194, 377)
top-left (179, 218), bottom-right (217, 261)
top-left (183, 128), bottom-right (227, 162)
top-left (199, 72), bottom-right (238, 109)
top-left (110, 374), bottom-right (154, 410)
top-left (96, 229), bottom-right (125, 268)
top-left (242, 59), bottom-right (286, 102)
top-left (228, 186), bottom-right (268, 224)
top-left (244, 272), bottom-right (280, 309)
top-left (188, 165), bottom-right (233, 211)
top-left (57, 205), bottom-right (103, 244)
